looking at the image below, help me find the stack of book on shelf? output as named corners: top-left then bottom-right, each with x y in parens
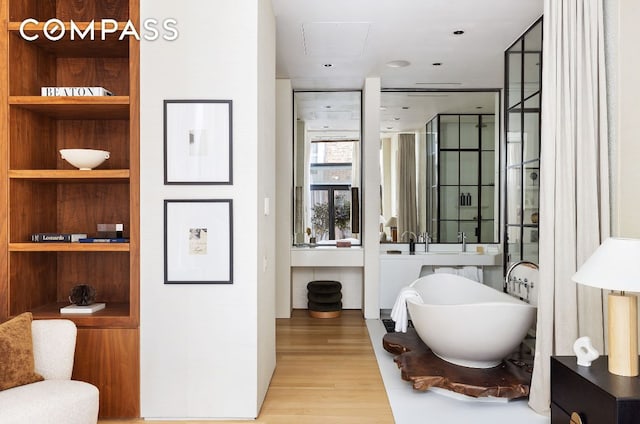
top-left (79, 238), bottom-right (128, 243)
top-left (79, 223), bottom-right (128, 243)
top-left (60, 303), bottom-right (106, 314)
top-left (31, 224), bottom-right (128, 243)
top-left (41, 86), bottom-right (113, 96)
top-left (31, 233), bottom-right (87, 242)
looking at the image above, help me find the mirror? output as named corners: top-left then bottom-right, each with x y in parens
top-left (379, 91), bottom-right (500, 243)
top-left (293, 91), bottom-right (362, 246)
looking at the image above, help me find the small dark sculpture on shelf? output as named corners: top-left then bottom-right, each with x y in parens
top-left (69, 284), bottom-right (96, 306)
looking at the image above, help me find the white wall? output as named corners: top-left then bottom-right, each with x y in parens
top-left (139, 0), bottom-right (275, 418)
top-left (363, 77), bottom-right (381, 319)
top-left (275, 80), bottom-right (292, 318)
top-left (256, 0), bottom-right (277, 409)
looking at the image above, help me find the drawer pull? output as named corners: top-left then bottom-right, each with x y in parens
top-left (570, 412), bottom-right (583, 424)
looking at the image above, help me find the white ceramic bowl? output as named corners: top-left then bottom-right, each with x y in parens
top-left (60, 149), bottom-right (110, 170)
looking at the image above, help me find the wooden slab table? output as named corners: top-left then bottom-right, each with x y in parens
top-left (382, 329), bottom-right (532, 399)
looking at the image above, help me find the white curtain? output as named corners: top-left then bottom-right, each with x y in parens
top-left (381, 137), bottom-right (393, 222)
top-left (397, 133), bottom-right (418, 238)
top-left (416, 131), bottom-right (427, 233)
top-left (351, 140), bottom-right (360, 189)
top-left (303, 126), bottom-right (312, 240)
top-left (529, 0), bottom-right (610, 414)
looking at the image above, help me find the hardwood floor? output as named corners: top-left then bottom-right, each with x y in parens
top-left (100, 310), bottom-right (394, 424)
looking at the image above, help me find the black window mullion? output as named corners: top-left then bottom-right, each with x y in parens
top-left (477, 115), bottom-right (483, 241)
top-left (519, 37), bottom-right (526, 261)
top-left (328, 187), bottom-right (336, 240)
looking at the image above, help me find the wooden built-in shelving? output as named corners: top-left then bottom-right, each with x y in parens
top-left (1, 0), bottom-right (140, 418)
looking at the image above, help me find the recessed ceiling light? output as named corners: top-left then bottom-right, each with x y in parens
top-left (432, 62), bottom-right (442, 66)
top-left (380, 106), bottom-right (387, 111)
top-left (476, 106), bottom-right (483, 109)
top-left (453, 30), bottom-right (465, 35)
top-left (323, 63), bottom-right (333, 67)
top-left (325, 105), bottom-right (332, 109)
top-left (323, 125), bottom-right (329, 129)
top-left (386, 60), bottom-right (411, 68)
top-left (386, 126), bottom-right (393, 130)
top-left (402, 106), bottom-right (409, 110)
top-left (393, 117), bottom-right (400, 121)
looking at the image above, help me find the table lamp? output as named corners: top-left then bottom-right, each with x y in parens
top-left (572, 237), bottom-right (640, 376)
top-left (386, 216), bottom-right (398, 242)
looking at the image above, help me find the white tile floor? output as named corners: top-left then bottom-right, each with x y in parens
top-left (366, 320), bottom-right (551, 424)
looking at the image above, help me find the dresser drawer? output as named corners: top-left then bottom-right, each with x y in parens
top-left (551, 356), bottom-right (640, 424)
top-left (550, 403), bottom-right (570, 424)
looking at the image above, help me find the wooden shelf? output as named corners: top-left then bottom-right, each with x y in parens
top-left (9, 169), bottom-right (130, 182)
top-left (9, 242), bottom-right (130, 252)
top-left (8, 21), bottom-right (130, 58)
top-left (28, 302), bottom-right (133, 327)
top-left (9, 96), bottom-right (130, 119)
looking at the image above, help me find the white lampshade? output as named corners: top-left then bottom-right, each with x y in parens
top-left (572, 238), bottom-right (640, 292)
top-left (386, 216), bottom-right (398, 228)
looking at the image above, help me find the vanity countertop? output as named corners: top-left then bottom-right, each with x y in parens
top-left (291, 245), bottom-right (363, 250)
top-left (380, 250), bottom-right (502, 266)
top-left (291, 246), bottom-right (364, 267)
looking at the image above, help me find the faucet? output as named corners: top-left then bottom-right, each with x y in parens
top-left (504, 260), bottom-right (538, 293)
top-left (400, 231), bottom-right (417, 242)
top-left (401, 231), bottom-right (417, 254)
top-left (457, 231), bottom-right (467, 252)
top-left (421, 232), bottom-right (432, 252)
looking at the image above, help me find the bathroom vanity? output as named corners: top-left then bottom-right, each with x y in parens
top-left (379, 246), bottom-right (502, 309)
top-left (291, 246), bottom-right (364, 267)
top-left (290, 246), bottom-right (364, 310)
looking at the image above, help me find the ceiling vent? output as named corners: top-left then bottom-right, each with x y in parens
top-left (302, 22), bottom-right (370, 57)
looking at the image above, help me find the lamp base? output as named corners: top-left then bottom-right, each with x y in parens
top-left (608, 293), bottom-right (639, 376)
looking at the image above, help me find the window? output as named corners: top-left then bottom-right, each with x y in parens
top-left (309, 140), bottom-right (355, 241)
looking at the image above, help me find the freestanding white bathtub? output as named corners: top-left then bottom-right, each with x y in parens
top-left (406, 273), bottom-right (536, 368)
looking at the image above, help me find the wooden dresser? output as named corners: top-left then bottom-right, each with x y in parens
top-left (551, 356), bottom-right (640, 423)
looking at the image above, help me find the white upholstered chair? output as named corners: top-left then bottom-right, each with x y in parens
top-left (0, 319), bottom-right (99, 424)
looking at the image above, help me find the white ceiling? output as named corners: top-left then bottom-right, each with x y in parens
top-left (380, 91), bottom-right (499, 133)
top-left (276, 0), bottom-right (543, 134)
top-left (272, 0), bottom-right (544, 90)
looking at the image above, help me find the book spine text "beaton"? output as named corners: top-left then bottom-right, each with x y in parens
top-left (41, 87), bottom-right (113, 96)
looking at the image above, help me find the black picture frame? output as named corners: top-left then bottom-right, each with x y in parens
top-left (163, 99), bottom-right (233, 185)
top-left (164, 199), bottom-right (233, 284)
